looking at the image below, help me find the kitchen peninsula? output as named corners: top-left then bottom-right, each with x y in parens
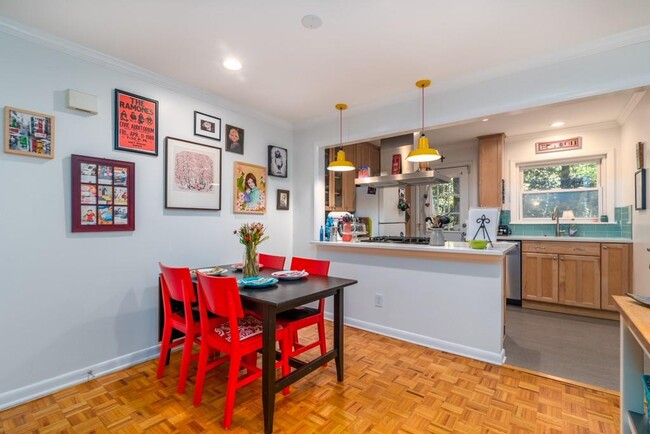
top-left (313, 240), bottom-right (517, 365)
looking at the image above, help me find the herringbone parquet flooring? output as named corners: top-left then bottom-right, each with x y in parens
top-left (1, 324), bottom-right (620, 433)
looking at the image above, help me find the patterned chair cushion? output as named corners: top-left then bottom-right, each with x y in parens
top-left (214, 314), bottom-right (264, 342)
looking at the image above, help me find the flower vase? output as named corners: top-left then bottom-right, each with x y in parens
top-left (243, 244), bottom-right (259, 278)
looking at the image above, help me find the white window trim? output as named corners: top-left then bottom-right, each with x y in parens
top-left (508, 151), bottom-right (615, 224)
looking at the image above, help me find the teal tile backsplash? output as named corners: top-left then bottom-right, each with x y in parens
top-left (500, 206), bottom-right (632, 239)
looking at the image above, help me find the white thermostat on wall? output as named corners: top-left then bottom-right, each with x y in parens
top-left (66, 89), bottom-right (98, 115)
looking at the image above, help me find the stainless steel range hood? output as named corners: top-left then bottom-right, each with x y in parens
top-left (355, 170), bottom-right (450, 187)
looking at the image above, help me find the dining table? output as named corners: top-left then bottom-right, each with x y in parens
top-left (158, 264), bottom-right (358, 434)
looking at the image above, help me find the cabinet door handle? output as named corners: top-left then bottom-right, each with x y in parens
top-left (647, 248), bottom-right (650, 252)
top-left (573, 247), bottom-right (585, 252)
top-left (536, 246), bottom-right (546, 250)
top-left (553, 257), bottom-right (557, 261)
top-left (603, 246), bottom-right (608, 250)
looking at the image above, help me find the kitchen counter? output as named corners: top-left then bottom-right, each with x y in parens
top-left (497, 235), bottom-right (632, 243)
top-left (311, 240), bottom-right (517, 256)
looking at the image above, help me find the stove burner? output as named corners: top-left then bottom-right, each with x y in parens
top-left (361, 236), bottom-right (429, 244)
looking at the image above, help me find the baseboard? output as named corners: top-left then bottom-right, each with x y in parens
top-left (0, 345), bottom-right (160, 411)
top-left (325, 312), bottom-right (506, 366)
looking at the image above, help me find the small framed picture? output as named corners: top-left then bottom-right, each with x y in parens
top-left (234, 161), bottom-right (266, 214)
top-left (225, 124), bottom-right (244, 154)
top-left (636, 168), bottom-right (646, 210)
top-left (268, 145), bottom-right (288, 178)
top-left (194, 111), bottom-right (221, 141)
top-left (392, 154), bottom-right (401, 174)
top-left (637, 141), bottom-right (645, 169)
top-left (4, 106), bottom-right (55, 159)
top-left (114, 89), bottom-right (158, 156)
top-left (277, 189), bottom-right (290, 210)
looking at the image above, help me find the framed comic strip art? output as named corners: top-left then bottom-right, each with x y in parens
top-left (4, 106), bottom-right (55, 159)
top-left (268, 145), bottom-right (288, 178)
top-left (234, 161), bottom-right (266, 214)
top-left (114, 89), bottom-right (158, 155)
top-left (165, 137), bottom-right (222, 210)
top-left (72, 154), bottom-right (135, 232)
top-left (194, 111), bottom-right (221, 141)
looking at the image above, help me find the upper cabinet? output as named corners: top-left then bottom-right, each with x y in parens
top-left (477, 133), bottom-right (505, 208)
top-left (325, 142), bottom-right (379, 212)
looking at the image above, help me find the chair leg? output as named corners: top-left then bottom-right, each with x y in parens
top-left (223, 355), bottom-right (241, 429)
top-left (281, 334), bottom-right (291, 396)
top-left (292, 329), bottom-right (300, 352)
top-left (157, 324), bottom-right (173, 379)
top-left (193, 342), bottom-right (211, 407)
top-left (177, 332), bottom-right (195, 394)
top-left (318, 319), bottom-right (328, 367)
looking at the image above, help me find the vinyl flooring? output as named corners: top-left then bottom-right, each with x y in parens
top-left (1, 323), bottom-right (620, 433)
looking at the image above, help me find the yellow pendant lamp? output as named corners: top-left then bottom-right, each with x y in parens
top-left (327, 103), bottom-right (355, 172)
top-left (406, 80), bottom-right (441, 163)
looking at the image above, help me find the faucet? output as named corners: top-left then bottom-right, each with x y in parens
top-left (551, 206), bottom-right (563, 236)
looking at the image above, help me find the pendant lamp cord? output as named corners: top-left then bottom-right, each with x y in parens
top-left (339, 107), bottom-right (343, 151)
top-left (421, 84), bottom-right (425, 135)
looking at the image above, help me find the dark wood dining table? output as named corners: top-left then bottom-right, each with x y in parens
top-left (158, 264), bottom-right (358, 434)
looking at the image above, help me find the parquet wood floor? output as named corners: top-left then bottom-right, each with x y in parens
top-left (1, 324), bottom-right (620, 433)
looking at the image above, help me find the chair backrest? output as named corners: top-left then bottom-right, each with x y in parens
top-left (259, 253), bottom-right (286, 270)
top-left (290, 257), bottom-right (330, 277)
top-left (159, 263), bottom-right (197, 303)
top-left (196, 274), bottom-right (246, 344)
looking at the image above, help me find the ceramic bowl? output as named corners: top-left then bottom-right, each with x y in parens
top-left (468, 239), bottom-right (488, 249)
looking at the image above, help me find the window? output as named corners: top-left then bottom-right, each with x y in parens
top-left (520, 158), bottom-right (602, 220)
top-left (430, 178), bottom-right (461, 227)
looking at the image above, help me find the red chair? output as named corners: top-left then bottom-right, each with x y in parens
top-left (278, 257), bottom-right (330, 360)
top-left (193, 274), bottom-right (291, 429)
top-left (259, 253), bottom-right (286, 270)
top-left (157, 263), bottom-right (202, 394)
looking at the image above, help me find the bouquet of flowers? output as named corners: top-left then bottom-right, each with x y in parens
top-left (234, 222), bottom-right (268, 277)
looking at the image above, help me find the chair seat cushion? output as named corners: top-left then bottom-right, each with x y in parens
top-left (277, 307), bottom-right (319, 322)
top-left (214, 314), bottom-right (264, 342)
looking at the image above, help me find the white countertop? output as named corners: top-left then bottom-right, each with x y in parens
top-left (497, 235), bottom-right (632, 243)
top-left (312, 240), bottom-right (518, 256)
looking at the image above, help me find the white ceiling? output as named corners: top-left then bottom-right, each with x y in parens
top-left (1, 1), bottom-right (650, 129)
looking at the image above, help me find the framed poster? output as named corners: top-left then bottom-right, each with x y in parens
top-left (114, 89), bottom-right (158, 155)
top-left (392, 154), bottom-right (401, 174)
top-left (225, 124), bottom-right (244, 154)
top-left (72, 154), bottom-right (135, 232)
top-left (535, 137), bottom-right (582, 154)
top-left (277, 189), bottom-right (290, 210)
top-left (636, 168), bottom-right (646, 210)
top-left (268, 145), bottom-right (287, 178)
top-left (234, 161), bottom-right (266, 214)
top-left (4, 106), bottom-right (55, 159)
top-left (194, 111), bottom-right (221, 141)
top-left (637, 142), bottom-right (645, 169)
top-left (165, 137), bottom-right (222, 210)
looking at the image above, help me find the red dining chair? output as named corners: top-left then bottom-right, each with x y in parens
top-left (193, 273), bottom-right (291, 429)
top-left (278, 257), bottom-right (330, 361)
top-left (158, 263), bottom-right (202, 394)
top-left (258, 253), bottom-right (286, 270)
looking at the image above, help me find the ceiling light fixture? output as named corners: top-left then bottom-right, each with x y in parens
top-left (301, 14), bottom-right (322, 29)
top-left (223, 58), bottom-right (242, 71)
top-left (482, 118), bottom-right (490, 122)
top-left (327, 104), bottom-right (355, 172)
top-left (550, 121), bottom-right (565, 128)
top-left (406, 80), bottom-right (441, 163)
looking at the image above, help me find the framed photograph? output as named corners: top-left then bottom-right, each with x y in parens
top-left (4, 106), bottom-right (55, 159)
top-left (165, 137), bottom-right (222, 210)
top-left (234, 161), bottom-right (266, 214)
top-left (392, 154), bottom-right (401, 174)
top-left (268, 145), bottom-right (288, 178)
top-left (636, 168), bottom-right (646, 210)
top-left (277, 189), bottom-right (290, 210)
top-left (637, 141), bottom-right (645, 169)
top-left (114, 89), bottom-right (158, 156)
top-left (72, 154), bottom-right (135, 232)
top-left (194, 111), bottom-right (221, 141)
top-left (225, 124), bottom-right (244, 154)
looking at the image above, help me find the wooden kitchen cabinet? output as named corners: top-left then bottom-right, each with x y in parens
top-left (477, 133), bottom-right (505, 208)
top-left (354, 142), bottom-right (380, 177)
top-left (601, 243), bottom-right (632, 311)
top-left (558, 254), bottom-right (601, 309)
top-left (325, 142), bottom-right (379, 212)
top-left (522, 252), bottom-right (558, 303)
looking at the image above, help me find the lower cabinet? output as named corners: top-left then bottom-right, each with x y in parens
top-left (601, 243), bottom-right (632, 311)
top-left (522, 252), bottom-right (558, 303)
top-left (558, 254), bottom-right (600, 309)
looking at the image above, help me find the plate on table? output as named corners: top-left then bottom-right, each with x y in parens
top-left (191, 267), bottom-right (227, 276)
top-left (237, 277), bottom-right (278, 288)
top-left (271, 270), bottom-right (309, 280)
top-left (231, 263), bottom-right (264, 271)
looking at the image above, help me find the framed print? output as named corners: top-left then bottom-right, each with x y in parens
top-left (637, 141), bottom-right (645, 169)
top-left (392, 154), bottom-right (401, 174)
top-left (234, 161), bottom-right (266, 214)
top-left (114, 89), bottom-right (158, 155)
top-left (165, 137), bottom-right (222, 210)
top-left (535, 137), bottom-right (582, 154)
top-left (72, 154), bottom-right (135, 232)
top-left (636, 168), bottom-right (646, 210)
top-left (194, 111), bottom-right (221, 141)
top-left (225, 124), bottom-right (244, 154)
top-left (268, 145), bottom-right (288, 178)
top-left (277, 189), bottom-right (289, 210)
top-left (4, 106), bottom-right (55, 159)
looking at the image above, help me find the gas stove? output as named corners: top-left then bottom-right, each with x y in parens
top-left (361, 236), bottom-right (430, 244)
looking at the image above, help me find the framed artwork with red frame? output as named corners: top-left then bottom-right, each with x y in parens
top-left (72, 154), bottom-right (135, 232)
top-left (114, 89), bottom-right (158, 156)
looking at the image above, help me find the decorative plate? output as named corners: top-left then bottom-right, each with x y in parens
top-left (271, 270), bottom-right (309, 280)
top-left (231, 263), bottom-right (264, 271)
top-left (237, 277), bottom-right (278, 288)
top-left (191, 267), bottom-right (227, 276)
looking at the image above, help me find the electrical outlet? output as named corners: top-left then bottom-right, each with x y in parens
top-left (374, 293), bottom-right (383, 308)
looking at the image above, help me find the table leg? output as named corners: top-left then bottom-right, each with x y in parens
top-left (334, 288), bottom-right (344, 382)
top-left (261, 304), bottom-right (276, 434)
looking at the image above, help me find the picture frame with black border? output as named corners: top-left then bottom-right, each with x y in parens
top-left (277, 189), bottom-right (290, 210)
top-left (225, 124), bottom-right (244, 154)
top-left (268, 145), bottom-right (288, 178)
top-left (194, 111), bottom-right (221, 141)
top-left (635, 168), bottom-right (646, 210)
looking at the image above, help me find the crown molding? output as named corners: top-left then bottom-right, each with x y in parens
top-left (617, 90), bottom-right (646, 125)
top-left (0, 17), bottom-right (292, 130)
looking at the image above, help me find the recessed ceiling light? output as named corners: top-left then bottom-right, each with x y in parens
top-left (223, 58), bottom-right (242, 71)
top-left (301, 14), bottom-right (322, 29)
top-left (550, 121), bottom-right (565, 128)
top-left (481, 118), bottom-right (489, 122)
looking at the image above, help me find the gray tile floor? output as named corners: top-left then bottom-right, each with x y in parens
top-left (504, 305), bottom-right (619, 391)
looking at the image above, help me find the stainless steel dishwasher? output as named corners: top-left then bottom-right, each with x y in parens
top-left (505, 240), bottom-right (521, 305)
